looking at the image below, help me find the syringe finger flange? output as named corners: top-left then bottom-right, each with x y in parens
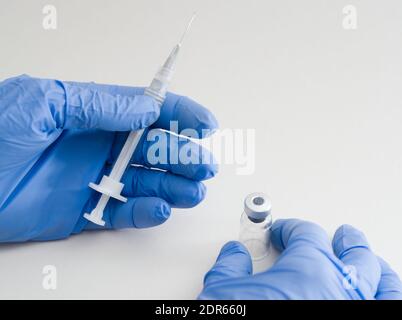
top-left (89, 175), bottom-right (127, 203)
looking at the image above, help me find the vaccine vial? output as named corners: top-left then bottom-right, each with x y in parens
top-left (239, 192), bottom-right (272, 261)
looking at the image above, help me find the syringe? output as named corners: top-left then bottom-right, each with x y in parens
top-left (84, 13), bottom-right (196, 226)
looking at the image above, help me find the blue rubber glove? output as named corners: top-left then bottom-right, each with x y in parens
top-left (0, 75), bottom-right (218, 242)
top-left (199, 219), bottom-right (402, 300)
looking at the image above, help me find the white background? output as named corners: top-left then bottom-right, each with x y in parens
top-left (0, 0), bottom-right (401, 299)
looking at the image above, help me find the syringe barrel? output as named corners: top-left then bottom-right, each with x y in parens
top-left (109, 128), bottom-right (145, 180)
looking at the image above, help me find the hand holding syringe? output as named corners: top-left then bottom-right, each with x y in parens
top-left (84, 14), bottom-right (197, 226)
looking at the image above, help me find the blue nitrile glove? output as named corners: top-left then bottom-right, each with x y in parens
top-left (199, 219), bottom-right (402, 300)
top-left (0, 75), bottom-right (218, 242)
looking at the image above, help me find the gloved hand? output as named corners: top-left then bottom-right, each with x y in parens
top-left (0, 75), bottom-right (218, 242)
top-left (199, 219), bottom-right (402, 299)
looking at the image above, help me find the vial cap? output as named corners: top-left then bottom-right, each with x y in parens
top-left (244, 192), bottom-right (272, 221)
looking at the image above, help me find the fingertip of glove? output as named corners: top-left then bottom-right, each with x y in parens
top-left (332, 224), bottom-right (370, 257)
top-left (169, 95), bottom-right (219, 138)
top-left (193, 163), bottom-right (219, 181)
top-left (220, 241), bottom-right (249, 257)
top-left (193, 106), bottom-right (219, 138)
top-left (185, 181), bottom-right (207, 207)
top-left (133, 199), bottom-right (171, 229)
top-left (154, 201), bottom-right (171, 224)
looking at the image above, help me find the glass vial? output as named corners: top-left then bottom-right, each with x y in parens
top-left (239, 192), bottom-right (272, 261)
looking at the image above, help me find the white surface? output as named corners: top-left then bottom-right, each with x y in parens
top-left (0, 0), bottom-right (402, 299)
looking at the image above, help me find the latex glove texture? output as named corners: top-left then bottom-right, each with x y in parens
top-left (0, 75), bottom-right (218, 242)
top-left (199, 219), bottom-right (402, 300)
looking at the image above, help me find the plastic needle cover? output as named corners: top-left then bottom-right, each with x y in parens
top-left (83, 13), bottom-right (196, 226)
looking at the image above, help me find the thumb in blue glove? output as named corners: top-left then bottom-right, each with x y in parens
top-left (199, 219), bottom-right (402, 300)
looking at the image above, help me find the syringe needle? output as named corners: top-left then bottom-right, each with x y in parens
top-left (179, 12), bottom-right (197, 46)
